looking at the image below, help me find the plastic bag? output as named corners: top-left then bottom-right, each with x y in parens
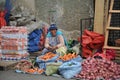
top-left (28, 45), bottom-right (40, 52)
top-left (83, 29), bottom-right (101, 39)
top-left (89, 36), bottom-right (104, 49)
top-left (106, 49), bottom-right (116, 60)
top-left (0, 10), bottom-right (6, 28)
top-left (94, 49), bottom-right (116, 60)
top-left (59, 61), bottom-right (82, 79)
top-left (28, 29), bottom-right (42, 52)
top-left (36, 54), bottom-right (59, 69)
top-left (82, 47), bottom-right (93, 58)
top-left (28, 29), bottom-right (42, 40)
top-left (45, 62), bottom-right (62, 76)
top-left (28, 37), bottom-right (40, 46)
top-left (37, 62), bottom-right (46, 69)
top-left (79, 29), bottom-right (105, 58)
top-left (82, 35), bottom-right (92, 47)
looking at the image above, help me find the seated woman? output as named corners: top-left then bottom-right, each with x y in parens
top-left (41, 24), bottom-right (67, 56)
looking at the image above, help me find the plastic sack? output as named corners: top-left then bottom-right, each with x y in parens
top-left (70, 55), bottom-right (82, 62)
top-left (81, 35), bottom-right (92, 47)
top-left (37, 62), bottom-right (46, 70)
top-left (83, 29), bottom-right (101, 39)
top-left (28, 45), bottom-right (40, 52)
top-left (106, 49), bottom-right (116, 60)
top-left (28, 29), bottom-right (42, 40)
top-left (89, 36), bottom-right (104, 49)
top-left (45, 62), bottom-right (62, 76)
top-left (93, 52), bottom-right (107, 60)
top-left (28, 37), bottom-right (40, 46)
top-left (79, 29), bottom-right (105, 59)
top-left (58, 61), bottom-right (82, 79)
top-left (82, 47), bottom-right (93, 58)
top-left (36, 54), bottom-right (59, 69)
top-left (28, 29), bottom-right (42, 52)
top-left (94, 49), bottom-right (116, 60)
top-left (0, 10), bottom-right (6, 28)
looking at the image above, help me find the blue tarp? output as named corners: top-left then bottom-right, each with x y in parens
top-left (28, 29), bottom-right (42, 40)
top-left (5, 0), bottom-right (12, 25)
top-left (28, 45), bottom-right (40, 52)
top-left (28, 29), bottom-right (42, 52)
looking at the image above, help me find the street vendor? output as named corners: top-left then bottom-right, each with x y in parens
top-left (41, 24), bottom-right (68, 56)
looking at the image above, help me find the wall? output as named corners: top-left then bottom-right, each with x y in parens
top-left (0, 0), bottom-right (94, 32)
top-left (0, 0), bottom-right (5, 10)
top-left (11, 0), bottom-right (35, 13)
top-left (35, 0), bottom-right (94, 31)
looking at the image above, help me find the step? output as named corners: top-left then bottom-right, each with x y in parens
top-left (0, 61), bottom-right (18, 71)
top-left (29, 51), bottom-right (42, 57)
top-left (109, 10), bottom-right (120, 13)
top-left (106, 27), bottom-right (120, 30)
top-left (104, 46), bottom-right (120, 50)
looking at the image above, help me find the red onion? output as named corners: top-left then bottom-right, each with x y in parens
top-left (76, 58), bottom-right (120, 79)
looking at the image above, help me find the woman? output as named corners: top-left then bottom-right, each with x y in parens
top-left (41, 24), bottom-right (67, 56)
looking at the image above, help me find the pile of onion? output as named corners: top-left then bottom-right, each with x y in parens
top-left (75, 58), bottom-right (120, 80)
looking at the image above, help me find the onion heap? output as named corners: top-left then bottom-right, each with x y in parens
top-left (76, 58), bottom-right (120, 80)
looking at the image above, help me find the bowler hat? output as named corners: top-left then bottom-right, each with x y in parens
top-left (49, 24), bottom-right (58, 30)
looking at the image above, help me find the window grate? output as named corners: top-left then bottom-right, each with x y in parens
top-left (108, 0), bottom-right (120, 46)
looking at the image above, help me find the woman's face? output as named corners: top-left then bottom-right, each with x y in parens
top-left (50, 29), bottom-right (57, 36)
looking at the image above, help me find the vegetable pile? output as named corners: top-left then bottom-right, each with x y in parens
top-left (76, 58), bottom-right (120, 80)
top-left (39, 52), bottom-right (56, 61)
top-left (25, 67), bottom-right (44, 74)
top-left (58, 53), bottom-right (78, 61)
top-left (15, 60), bottom-right (44, 74)
top-left (15, 60), bottom-right (32, 71)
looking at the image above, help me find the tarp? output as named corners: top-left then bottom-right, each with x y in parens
top-left (5, 0), bottom-right (12, 25)
top-left (28, 29), bottom-right (42, 52)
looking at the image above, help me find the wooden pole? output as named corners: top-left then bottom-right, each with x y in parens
top-left (94, 0), bottom-right (105, 34)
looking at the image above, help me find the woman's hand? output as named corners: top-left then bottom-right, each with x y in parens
top-left (47, 46), bottom-right (53, 50)
top-left (47, 46), bottom-right (58, 51)
top-left (52, 46), bottom-right (58, 50)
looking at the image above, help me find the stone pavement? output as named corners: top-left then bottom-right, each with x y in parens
top-left (0, 70), bottom-right (78, 80)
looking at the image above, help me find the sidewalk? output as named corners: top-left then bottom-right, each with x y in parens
top-left (0, 70), bottom-right (77, 80)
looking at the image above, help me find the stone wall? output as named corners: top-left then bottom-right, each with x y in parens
top-left (11, 0), bottom-right (35, 14)
top-left (35, 0), bottom-right (94, 31)
top-left (0, 0), bottom-right (94, 38)
top-left (0, 0), bottom-right (5, 10)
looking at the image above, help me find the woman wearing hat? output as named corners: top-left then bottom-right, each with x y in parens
top-left (41, 24), bottom-right (68, 56)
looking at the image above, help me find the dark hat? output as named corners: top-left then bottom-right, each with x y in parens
top-left (49, 24), bottom-right (58, 30)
